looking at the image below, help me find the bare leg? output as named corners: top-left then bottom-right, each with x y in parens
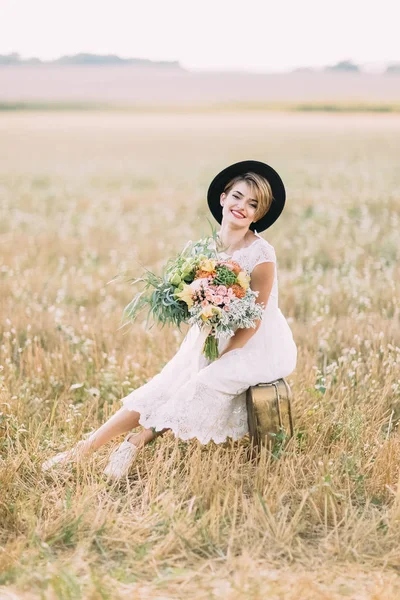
top-left (42, 403), bottom-right (173, 472)
top-left (125, 426), bottom-right (170, 448)
top-left (81, 406), bottom-right (141, 452)
top-left (78, 407), bottom-right (170, 454)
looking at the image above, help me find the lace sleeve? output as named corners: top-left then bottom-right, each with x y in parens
top-left (251, 242), bottom-right (276, 270)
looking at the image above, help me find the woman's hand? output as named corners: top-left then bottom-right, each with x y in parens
top-left (218, 262), bottom-right (275, 358)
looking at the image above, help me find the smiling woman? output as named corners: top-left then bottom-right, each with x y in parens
top-left (41, 159), bottom-right (297, 481)
top-left (222, 171), bottom-right (274, 226)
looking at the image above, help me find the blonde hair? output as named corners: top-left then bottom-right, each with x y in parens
top-left (223, 172), bottom-right (274, 222)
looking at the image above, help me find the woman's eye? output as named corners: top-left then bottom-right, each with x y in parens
top-left (232, 194), bottom-right (256, 208)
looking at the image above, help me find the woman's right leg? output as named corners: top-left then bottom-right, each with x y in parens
top-left (79, 406), bottom-right (142, 453)
top-left (42, 404), bottom-right (169, 471)
top-left (80, 407), bottom-right (170, 452)
top-left (42, 406), bottom-right (142, 471)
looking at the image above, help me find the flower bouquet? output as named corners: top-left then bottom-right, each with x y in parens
top-left (121, 234), bottom-right (264, 361)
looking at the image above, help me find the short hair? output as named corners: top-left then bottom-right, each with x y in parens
top-left (223, 171), bottom-right (274, 222)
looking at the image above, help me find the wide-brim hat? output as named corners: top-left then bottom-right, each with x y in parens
top-left (207, 159), bottom-right (286, 232)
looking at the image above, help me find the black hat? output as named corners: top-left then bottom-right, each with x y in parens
top-left (207, 160), bottom-right (286, 232)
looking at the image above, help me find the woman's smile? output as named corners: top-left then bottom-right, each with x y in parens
top-left (230, 209), bottom-right (246, 219)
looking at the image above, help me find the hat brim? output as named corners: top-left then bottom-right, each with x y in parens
top-left (207, 160), bottom-right (286, 232)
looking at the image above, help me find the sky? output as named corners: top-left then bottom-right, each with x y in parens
top-left (1, 0), bottom-right (399, 73)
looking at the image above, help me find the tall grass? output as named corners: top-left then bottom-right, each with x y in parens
top-left (0, 111), bottom-right (400, 598)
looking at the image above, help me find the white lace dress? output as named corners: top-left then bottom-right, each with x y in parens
top-left (121, 232), bottom-right (297, 444)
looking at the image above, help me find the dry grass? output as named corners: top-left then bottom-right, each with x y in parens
top-left (0, 111), bottom-right (400, 599)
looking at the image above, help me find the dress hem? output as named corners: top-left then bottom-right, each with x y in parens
top-left (132, 411), bottom-right (248, 445)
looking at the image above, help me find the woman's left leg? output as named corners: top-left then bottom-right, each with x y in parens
top-left (124, 426), bottom-right (170, 448)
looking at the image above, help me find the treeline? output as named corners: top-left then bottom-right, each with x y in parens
top-left (0, 54), bottom-right (399, 73)
top-left (293, 60), bottom-right (400, 74)
top-left (0, 52), bottom-right (183, 68)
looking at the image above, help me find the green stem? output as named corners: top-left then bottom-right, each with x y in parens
top-left (203, 331), bottom-right (219, 361)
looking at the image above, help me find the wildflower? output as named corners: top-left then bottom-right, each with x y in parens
top-left (237, 270), bottom-right (250, 290)
top-left (200, 305), bottom-right (221, 320)
top-left (200, 305), bottom-right (214, 320)
top-left (200, 258), bottom-right (217, 273)
top-left (197, 268), bottom-right (217, 279)
top-left (190, 278), bottom-right (209, 292)
top-left (175, 284), bottom-right (194, 308)
top-left (216, 285), bottom-right (228, 295)
top-left (219, 260), bottom-right (241, 275)
top-left (230, 284), bottom-right (246, 299)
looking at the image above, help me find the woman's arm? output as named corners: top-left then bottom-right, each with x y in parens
top-left (218, 262), bottom-right (275, 357)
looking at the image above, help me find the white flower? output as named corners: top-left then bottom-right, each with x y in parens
top-left (189, 278), bottom-right (209, 292)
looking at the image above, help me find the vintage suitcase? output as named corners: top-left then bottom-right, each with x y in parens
top-left (246, 377), bottom-right (294, 449)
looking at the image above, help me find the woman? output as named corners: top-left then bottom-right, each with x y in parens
top-left (42, 160), bottom-right (297, 479)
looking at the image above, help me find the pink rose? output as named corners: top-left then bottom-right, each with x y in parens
top-left (201, 300), bottom-right (209, 308)
top-left (224, 305), bottom-right (230, 312)
top-left (213, 295), bottom-right (223, 305)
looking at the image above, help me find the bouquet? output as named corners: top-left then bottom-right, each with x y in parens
top-left (121, 234), bottom-right (264, 360)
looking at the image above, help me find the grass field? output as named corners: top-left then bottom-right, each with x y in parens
top-left (1, 110), bottom-right (400, 599)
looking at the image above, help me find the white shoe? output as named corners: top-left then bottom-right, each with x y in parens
top-left (41, 440), bottom-right (90, 472)
top-left (103, 435), bottom-right (139, 481)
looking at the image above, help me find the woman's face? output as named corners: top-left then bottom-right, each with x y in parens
top-left (220, 180), bottom-right (258, 229)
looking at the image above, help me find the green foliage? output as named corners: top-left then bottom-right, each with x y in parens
top-left (213, 265), bottom-right (237, 286)
top-left (268, 427), bottom-right (291, 459)
top-left (121, 231), bottom-right (219, 331)
top-left (46, 515), bottom-right (84, 549)
top-left (123, 274), bottom-right (189, 330)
